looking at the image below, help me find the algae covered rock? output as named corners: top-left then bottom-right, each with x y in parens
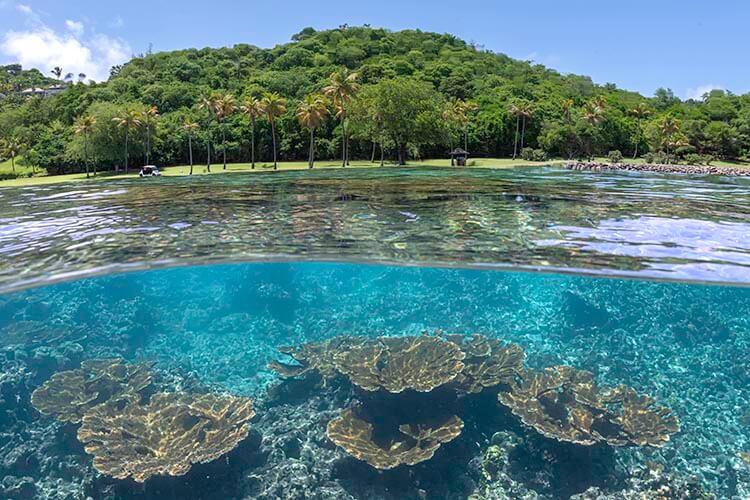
top-left (77, 392), bottom-right (255, 483)
top-left (30, 358), bottom-right (154, 423)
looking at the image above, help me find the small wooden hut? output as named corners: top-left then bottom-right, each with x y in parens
top-left (450, 148), bottom-right (470, 166)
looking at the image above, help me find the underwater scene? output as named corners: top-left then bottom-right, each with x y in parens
top-left (1, 168), bottom-right (750, 499)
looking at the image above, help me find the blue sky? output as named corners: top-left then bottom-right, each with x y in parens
top-left (0, 0), bottom-right (747, 99)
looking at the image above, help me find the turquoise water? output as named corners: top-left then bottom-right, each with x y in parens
top-left (2, 168), bottom-right (750, 498)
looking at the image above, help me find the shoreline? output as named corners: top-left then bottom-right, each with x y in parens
top-left (566, 161), bottom-right (750, 177)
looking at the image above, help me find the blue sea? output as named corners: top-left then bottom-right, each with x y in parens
top-left (1, 167), bottom-right (750, 499)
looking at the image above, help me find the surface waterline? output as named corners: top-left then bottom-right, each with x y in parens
top-left (1, 166), bottom-right (750, 294)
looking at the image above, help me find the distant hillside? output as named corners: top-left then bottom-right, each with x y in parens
top-left (0, 26), bottom-right (747, 175)
top-left (0, 64), bottom-right (57, 93)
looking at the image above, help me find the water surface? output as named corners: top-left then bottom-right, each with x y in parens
top-left (1, 167), bottom-right (749, 293)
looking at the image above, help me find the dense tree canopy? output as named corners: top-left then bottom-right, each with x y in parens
top-left (0, 26), bottom-right (749, 176)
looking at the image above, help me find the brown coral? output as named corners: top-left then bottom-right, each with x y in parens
top-left (31, 358), bottom-right (154, 424)
top-left (326, 408), bottom-right (463, 470)
top-left (334, 335), bottom-right (466, 393)
top-left (269, 336), bottom-right (370, 380)
top-left (445, 334), bottom-right (525, 393)
top-left (602, 386), bottom-right (680, 448)
top-left (498, 366), bottom-right (679, 447)
top-left (77, 392), bottom-right (255, 483)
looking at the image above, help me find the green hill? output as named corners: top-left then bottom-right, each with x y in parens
top-left (0, 26), bottom-right (748, 176)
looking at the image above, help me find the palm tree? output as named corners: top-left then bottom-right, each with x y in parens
top-left (451, 99), bottom-right (479, 152)
top-left (1, 137), bottom-right (24, 175)
top-left (50, 67), bottom-right (62, 81)
top-left (582, 100), bottom-right (606, 160)
top-left (181, 119), bottom-right (199, 175)
top-left (658, 116), bottom-right (681, 164)
top-left (509, 101), bottom-right (533, 158)
top-left (112, 109), bottom-right (142, 174)
top-left (323, 69), bottom-right (360, 167)
top-left (629, 102), bottom-right (652, 159)
top-left (592, 95), bottom-right (608, 110)
top-left (215, 94), bottom-right (237, 170)
top-left (141, 106), bottom-right (159, 165)
top-left (240, 97), bottom-right (263, 169)
top-left (560, 98), bottom-right (575, 124)
top-left (259, 92), bottom-right (287, 170)
top-left (198, 92), bottom-right (221, 172)
top-left (296, 94), bottom-right (329, 169)
top-left (73, 114), bottom-right (97, 178)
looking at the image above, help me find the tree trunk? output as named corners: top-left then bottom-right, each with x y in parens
top-left (633, 124), bottom-right (640, 159)
top-left (346, 132), bottom-right (351, 166)
top-left (380, 141), bottom-right (384, 166)
top-left (309, 128), bottom-right (315, 169)
top-left (464, 128), bottom-right (468, 151)
top-left (371, 141), bottom-right (376, 163)
top-left (520, 117), bottom-right (526, 152)
top-left (84, 134), bottom-right (90, 178)
top-left (512, 116), bottom-right (520, 159)
top-left (251, 118), bottom-right (256, 169)
top-left (10, 155), bottom-right (15, 175)
top-left (146, 124), bottom-right (151, 165)
top-left (398, 143), bottom-right (407, 165)
top-left (341, 111), bottom-right (348, 168)
top-left (206, 121), bottom-right (212, 172)
top-left (271, 120), bottom-right (278, 170)
top-left (188, 135), bottom-right (193, 175)
top-left (222, 126), bottom-right (227, 170)
top-left (124, 129), bottom-right (129, 175)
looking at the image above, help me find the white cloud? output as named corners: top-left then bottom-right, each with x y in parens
top-left (685, 84), bottom-right (724, 101)
top-left (65, 19), bottom-right (84, 37)
top-left (16, 3), bottom-right (32, 14)
top-left (1, 20), bottom-right (130, 82)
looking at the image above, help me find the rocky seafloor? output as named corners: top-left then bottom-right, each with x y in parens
top-left (2, 262), bottom-right (750, 499)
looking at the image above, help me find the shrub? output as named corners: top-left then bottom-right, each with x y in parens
top-left (644, 152), bottom-right (668, 164)
top-left (520, 148), bottom-right (548, 162)
top-left (683, 153), bottom-right (704, 166)
top-left (607, 150), bottom-right (623, 163)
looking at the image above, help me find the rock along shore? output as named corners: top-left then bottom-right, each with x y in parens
top-left (565, 161), bottom-right (750, 177)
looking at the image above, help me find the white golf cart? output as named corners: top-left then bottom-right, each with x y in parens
top-left (139, 165), bottom-right (161, 177)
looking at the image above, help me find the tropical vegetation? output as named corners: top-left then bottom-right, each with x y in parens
top-left (1, 27), bottom-right (749, 179)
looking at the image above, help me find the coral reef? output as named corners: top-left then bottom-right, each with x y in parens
top-left (271, 334), bottom-right (469, 394)
top-left (77, 392), bottom-right (256, 483)
top-left (269, 336), bottom-right (368, 381)
top-left (30, 358), bottom-right (154, 424)
top-left (326, 407), bottom-right (464, 470)
top-left (499, 366), bottom-right (679, 448)
top-left (445, 334), bottom-right (525, 394)
top-left (336, 335), bottom-right (466, 393)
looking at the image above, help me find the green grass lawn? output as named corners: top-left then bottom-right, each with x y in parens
top-left (0, 157), bottom-right (564, 187)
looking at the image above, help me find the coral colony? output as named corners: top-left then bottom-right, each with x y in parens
top-left (30, 333), bottom-right (679, 487)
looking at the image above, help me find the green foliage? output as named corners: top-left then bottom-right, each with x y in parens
top-left (355, 77), bottom-right (446, 164)
top-left (607, 150), bottom-right (624, 163)
top-left (1, 27), bottom-right (749, 174)
top-left (644, 152), bottom-right (669, 164)
top-left (520, 148), bottom-right (547, 161)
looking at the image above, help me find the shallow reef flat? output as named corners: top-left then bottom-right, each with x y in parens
top-left (1, 262), bottom-right (750, 498)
